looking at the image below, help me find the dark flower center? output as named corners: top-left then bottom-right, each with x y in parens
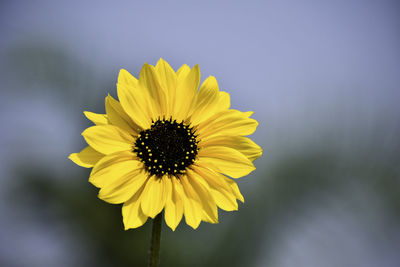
top-left (134, 118), bottom-right (199, 177)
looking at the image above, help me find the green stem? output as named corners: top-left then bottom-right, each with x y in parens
top-left (148, 213), bottom-right (162, 267)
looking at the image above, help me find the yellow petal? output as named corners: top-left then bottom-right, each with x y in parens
top-left (155, 58), bottom-right (177, 117)
top-left (175, 65), bottom-right (200, 121)
top-left (176, 64), bottom-right (191, 81)
top-left (180, 175), bottom-right (202, 229)
top-left (82, 125), bottom-right (134, 155)
top-left (200, 135), bottom-right (262, 161)
top-left (122, 184), bottom-right (148, 230)
top-left (197, 76), bottom-right (219, 101)
top-left (140, 176), bottom-right (168, 218)
top-left (216, 91), bottom-right (231, 111)
top-left (164, 177), bottom-right (184, 231)
top-left (192, 164), bottom-right (238, 211)
top-left (105, 94), bottom-right (141, 134)
top-left (197, 109), bottom-right (258, 140)
top-left (98, 168), bottom-right (148, 204)
top-left (186, 169), bottom-right (218, 224)
top-left (118, 69), bottom-right (138, 86)
top-left (155, 59), bottom-right (177, 91)
top-left (138, 64), bottom-right (167, 118)
top-left (89, 151), bottom-right (140, 188)
top-left (117, 80), bottom-right (151, 129)
top-left (244, 111), bottom-right (254, 117)
top-left (224, 177), bottom-right (244, 203)
top-left (189, 76), bottom-right (221, 125)
top-left (198, 146), bottom-right (255, 178)
top-left (84, 111), bottom-right (108, 125)
top-left (68, 146), bottom-right (104, 168)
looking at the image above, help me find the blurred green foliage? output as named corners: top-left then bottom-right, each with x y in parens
top-left (9, 145), bottom-right (400, 266)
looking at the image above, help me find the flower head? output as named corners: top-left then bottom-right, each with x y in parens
top-left (69, 59), bottom-right (262, 230)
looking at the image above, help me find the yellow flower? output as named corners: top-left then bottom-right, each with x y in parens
top-left (69, 59), bottom-right (262, 230)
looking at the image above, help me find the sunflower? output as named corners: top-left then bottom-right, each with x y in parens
top-left (69, 59), bottom-right (262, 230)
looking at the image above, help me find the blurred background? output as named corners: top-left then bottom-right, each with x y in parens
top-left (1, 0), bottom-right (399, 266)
